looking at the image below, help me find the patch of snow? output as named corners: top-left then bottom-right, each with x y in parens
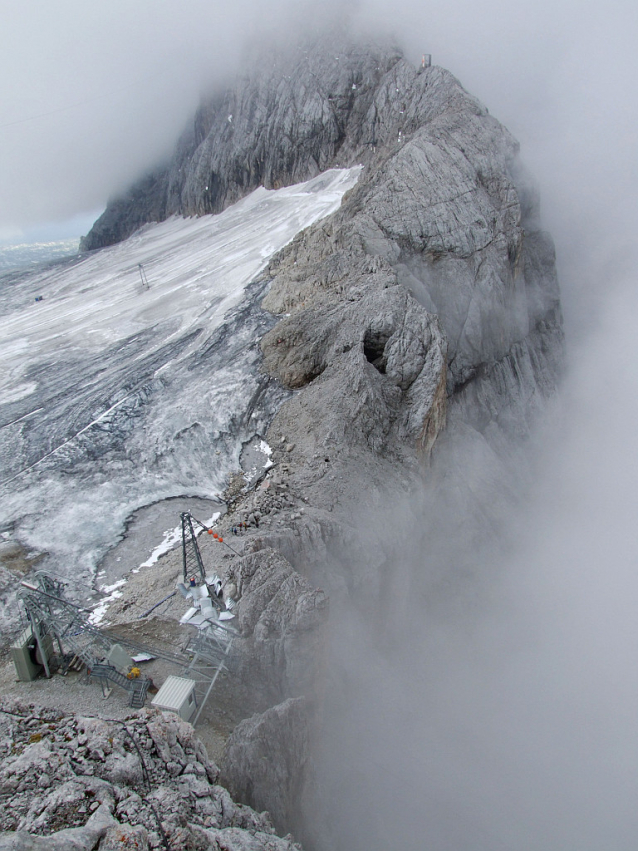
top-left (134, 511), bottom-right (220, 573)
top-left (98, 578), bottom-right (126, 594)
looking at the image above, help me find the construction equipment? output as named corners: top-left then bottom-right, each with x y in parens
top-left (174, 511), bottom-right (238, 723)
top-left (152, 616), bottom-right (235, 726)
top-left (152, 676), bottom-right (197, 721)
top-left (17, 563), bottom-right (236, 724)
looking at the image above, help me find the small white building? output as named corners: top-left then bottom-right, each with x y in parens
top-left (151, 675), bottom-right (197, 722)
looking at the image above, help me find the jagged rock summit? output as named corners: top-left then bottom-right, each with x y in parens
top-left (83, 37), bottom-right (561, 444)
top-left (83, 38), bottom-right (406, 249)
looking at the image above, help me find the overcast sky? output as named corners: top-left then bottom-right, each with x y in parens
top-left (1, 0), bottom-right (636, 275)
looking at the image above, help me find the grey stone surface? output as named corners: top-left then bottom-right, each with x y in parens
top-left (257, 64), bottom-right (562, 438)
top-left (228, 547), bottom-right (328, 703)
top-left (0, 700), bottom-right (301, 851)
top-left (0, 803), bottom-right (115, 850)
top-left (221, 698), bottom-right (310, 836)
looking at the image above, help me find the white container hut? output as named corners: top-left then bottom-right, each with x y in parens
top-left (151, 675), bottom-right (197, 722)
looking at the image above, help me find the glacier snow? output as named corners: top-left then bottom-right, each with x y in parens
top-left (0, 167), bottom-right (361, 606)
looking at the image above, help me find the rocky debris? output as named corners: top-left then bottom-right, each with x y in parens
top-left (0, 699), bottom-right (302, 851)
top-left (228, 548), bottom-right (328, 703)
top-left (221, 698), bottom-right (311, 837)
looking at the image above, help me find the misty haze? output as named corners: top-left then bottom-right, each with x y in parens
top-left (1, 3), bottom-right (637, 851)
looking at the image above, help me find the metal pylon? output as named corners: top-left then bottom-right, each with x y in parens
top-left (19, 572), bottom-right (150, 705)
top-left (20, 573), bottom-right (112, 673)
top-left (181, 511), bottom-right (207, 585)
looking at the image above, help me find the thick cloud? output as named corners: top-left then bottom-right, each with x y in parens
top-left (0, 0), bottom-right (347, 236)
top-left (2, 0), bottom-right (637, 260)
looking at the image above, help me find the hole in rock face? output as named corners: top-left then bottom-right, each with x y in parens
top-left (363, 329), bottom-right (389, 374)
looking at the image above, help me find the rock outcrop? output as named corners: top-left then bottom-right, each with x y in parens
top-left (0, 699), bottom-right (302, 851)
top-left (221, 697), bottom-right (311, 836)
top-left (229, 548), bottom-right (329, 704)
top-left (83, 37), bottom-right (562, 450)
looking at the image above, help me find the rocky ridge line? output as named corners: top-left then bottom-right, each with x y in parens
top-left (0, 698), bottom-right (302, 851)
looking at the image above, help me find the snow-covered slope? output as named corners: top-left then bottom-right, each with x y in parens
top-left (0, 168), bottom-right (360, 607)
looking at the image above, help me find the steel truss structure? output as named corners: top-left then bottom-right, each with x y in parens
top-left (18, 569), bottom-right (236, 723)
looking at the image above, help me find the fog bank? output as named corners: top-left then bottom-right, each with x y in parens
top-left (309, 273), bottom-right (638, 847)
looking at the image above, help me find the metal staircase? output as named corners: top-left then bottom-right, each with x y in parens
top-left (89, 663), bottom-right (150, 707)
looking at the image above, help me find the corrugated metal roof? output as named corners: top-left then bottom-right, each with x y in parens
top-left (152, 675), bottom-right (196, 711)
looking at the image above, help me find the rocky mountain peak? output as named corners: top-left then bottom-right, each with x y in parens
top-left (1, 35), bottom-right (566, 850)
top-left (82, 38), bottom-right (484, 250)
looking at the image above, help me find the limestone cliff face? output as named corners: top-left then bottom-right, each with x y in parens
top-left (83, 38), bottom-right (562, 456)
top-left (256, 59), bottom-right (562, 450)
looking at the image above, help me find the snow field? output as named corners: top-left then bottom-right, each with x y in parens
top-left (0, 168), bottom-right (361, 622)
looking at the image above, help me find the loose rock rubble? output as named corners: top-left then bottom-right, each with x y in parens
top-left (0, 699), bottom-right (302, 851)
